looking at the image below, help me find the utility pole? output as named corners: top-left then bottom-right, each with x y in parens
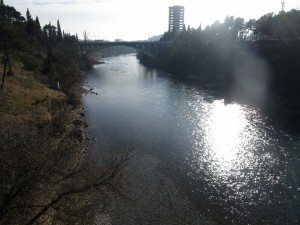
top-left (281, 0), bottom-right (286, 12)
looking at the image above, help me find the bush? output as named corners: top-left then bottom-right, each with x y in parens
top-left (22, 55), bottom-right (43, 72)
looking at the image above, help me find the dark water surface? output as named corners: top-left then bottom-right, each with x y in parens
top-left (84, 54), bottom-right (300, 224)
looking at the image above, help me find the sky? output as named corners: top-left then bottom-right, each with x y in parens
top-left (6, 0), bottom-right (300, 41)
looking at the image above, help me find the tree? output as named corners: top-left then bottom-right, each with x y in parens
top-left (35, 16), bottom-right (40, 29)
top-left (246, 19), bottom-right (256, 31)
top-left (197, 24), bottom-right (202, 32)
top-left (25, 9), bottom-right (37, 35)
top-left (233, 17), bottom-right (245, 39)
top-left (43, 23), bottom-right (57, 46)
top-left (0, 0), bottom-right (4, 6)
top-left (0, 4), bottom-right (25, 23)
top-left (0, 120), bottom-right (134, 225)
top-left (0, 40), bottom-right (14, 90)
top-left (210, 20), bottom-right (222, 41)
top-left (0, 5), bottom-right (22, 84)
top-left (224, 15), bottom-right (235, 30)
top-left (26, 8), bottom-right (31, 21)
top-left (271, 9), bottom-right (300, 39)
top-left (83, 30), bottom-right (88, 42)
top-left (57, 19), bottom-right (63, 42)
top-left (256, 13), bottom-right (274, 39)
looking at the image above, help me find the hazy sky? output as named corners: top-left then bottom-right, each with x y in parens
top-left (6, 0), bottom-right (300, 41)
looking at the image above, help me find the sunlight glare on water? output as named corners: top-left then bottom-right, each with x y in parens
top-left (206, 101), bottom-right (247, 164)
top-left (188, 99), bottom-right (261, 180)
top-left (186, 97), bottom-right (283, 197)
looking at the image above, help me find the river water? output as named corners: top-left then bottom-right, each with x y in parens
top-left (84, 54), bottom-right (300, 224)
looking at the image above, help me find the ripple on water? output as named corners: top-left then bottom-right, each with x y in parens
top-left (85, 55), bottom-right (300, 224)
top-left (184, 98), bottom-right (300, 223)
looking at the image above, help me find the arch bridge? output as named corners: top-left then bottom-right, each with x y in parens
top-left (78, 41), bottom-right (171, 57)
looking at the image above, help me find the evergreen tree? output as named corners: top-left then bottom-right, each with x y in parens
top-left (0, 0), bottom-right (4, 21)
top-left (25, 8), bottom-right (38, 35)
top-left (26, 8), bottom-right (32, 21)
top-left (35, 16), bottom-right (40, 29)
top-left (43, 22), bottom-right (58, 46)
top-left (57, 19), bottom-right (63, 42)
top-left (187, 25), bottom-right (191, 33)
top-left (197, 24), bottom-right (202, 32)
top-left (0, 4), bottom-right (25, 23)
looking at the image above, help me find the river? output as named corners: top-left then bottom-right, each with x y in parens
top-left (84, 54), bottom-right (300, 224)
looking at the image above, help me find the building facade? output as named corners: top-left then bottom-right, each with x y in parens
top-left (168, 5), bottom-right (185, 32)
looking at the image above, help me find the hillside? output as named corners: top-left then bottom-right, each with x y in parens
top-left (0, 61), bottom-right (66, 124)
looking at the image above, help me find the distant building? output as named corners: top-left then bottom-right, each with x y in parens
top-left (168, 5), bottom-right (185, 32)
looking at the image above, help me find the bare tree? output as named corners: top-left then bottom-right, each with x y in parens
top-left (1, 45), bottom-right (13, 89)
top-left (0, 118), bottom-right (134, 225)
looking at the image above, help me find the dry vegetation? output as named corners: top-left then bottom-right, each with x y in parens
top-left (0, 62), bottom-right (66, 124)
top-left (0, 61), bottom-right (133, 225)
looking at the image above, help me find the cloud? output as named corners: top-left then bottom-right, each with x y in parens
top-left (33, 0), bottom-right (79, 5)
top-left (33, 0), bottom-right (108, 6)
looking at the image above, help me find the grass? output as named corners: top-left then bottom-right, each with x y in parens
top-left (0, 61), bottom-right (66, 125)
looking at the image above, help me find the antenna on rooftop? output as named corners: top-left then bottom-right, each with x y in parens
top-left (281, 0), bottom-right (286, 12)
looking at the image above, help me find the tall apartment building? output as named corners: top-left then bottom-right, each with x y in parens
top-left (168, 5), bottom-right (185, 32)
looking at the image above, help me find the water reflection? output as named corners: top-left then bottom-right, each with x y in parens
top-left (206, 101), bottom-right (247, 164)
top-left (85, 54), bottom-right (300, 224)
top-left (186, 97), bottom-right (297, 223)
top-left (189, 99), bottom-right (259, 179)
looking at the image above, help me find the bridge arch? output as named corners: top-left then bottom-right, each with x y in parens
top-left (79, 41), bottom-right (170, 58)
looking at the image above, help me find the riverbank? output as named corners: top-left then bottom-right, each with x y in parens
top-left (138, 40), bottom-right (300, 114)
top-left (0, 56), bottom-right (93, 224)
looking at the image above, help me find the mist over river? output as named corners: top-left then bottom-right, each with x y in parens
top-left (84, 54), bottom-right (300, 224)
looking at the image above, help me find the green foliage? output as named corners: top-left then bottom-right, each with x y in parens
top-left (0, 4), bottom-right (25, 23)
top-left (42, 21), bottom-right (77, 47)
top-left (42, 43), bottom-right (80, 92)
top-left (57, 19), bottom-right (63, 42)
top-left (43, 23), bottom-right (57, 47)
top-left (160, 9), bottom-right (300, 43)
top-left (63, 32), bottom-right (77, 43)
top-left (22, 54), bottom-right (43, 71)
top-left (0, 1), bottom-right (80, 101)
top-left (152, 10), bottom-right (300, 97)
top-left (253, 10), bottom-right (300, 39)
top-left (0, 4), bottom-right (43, 55)
top-left (26, 8), bottom-right (31, 21)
